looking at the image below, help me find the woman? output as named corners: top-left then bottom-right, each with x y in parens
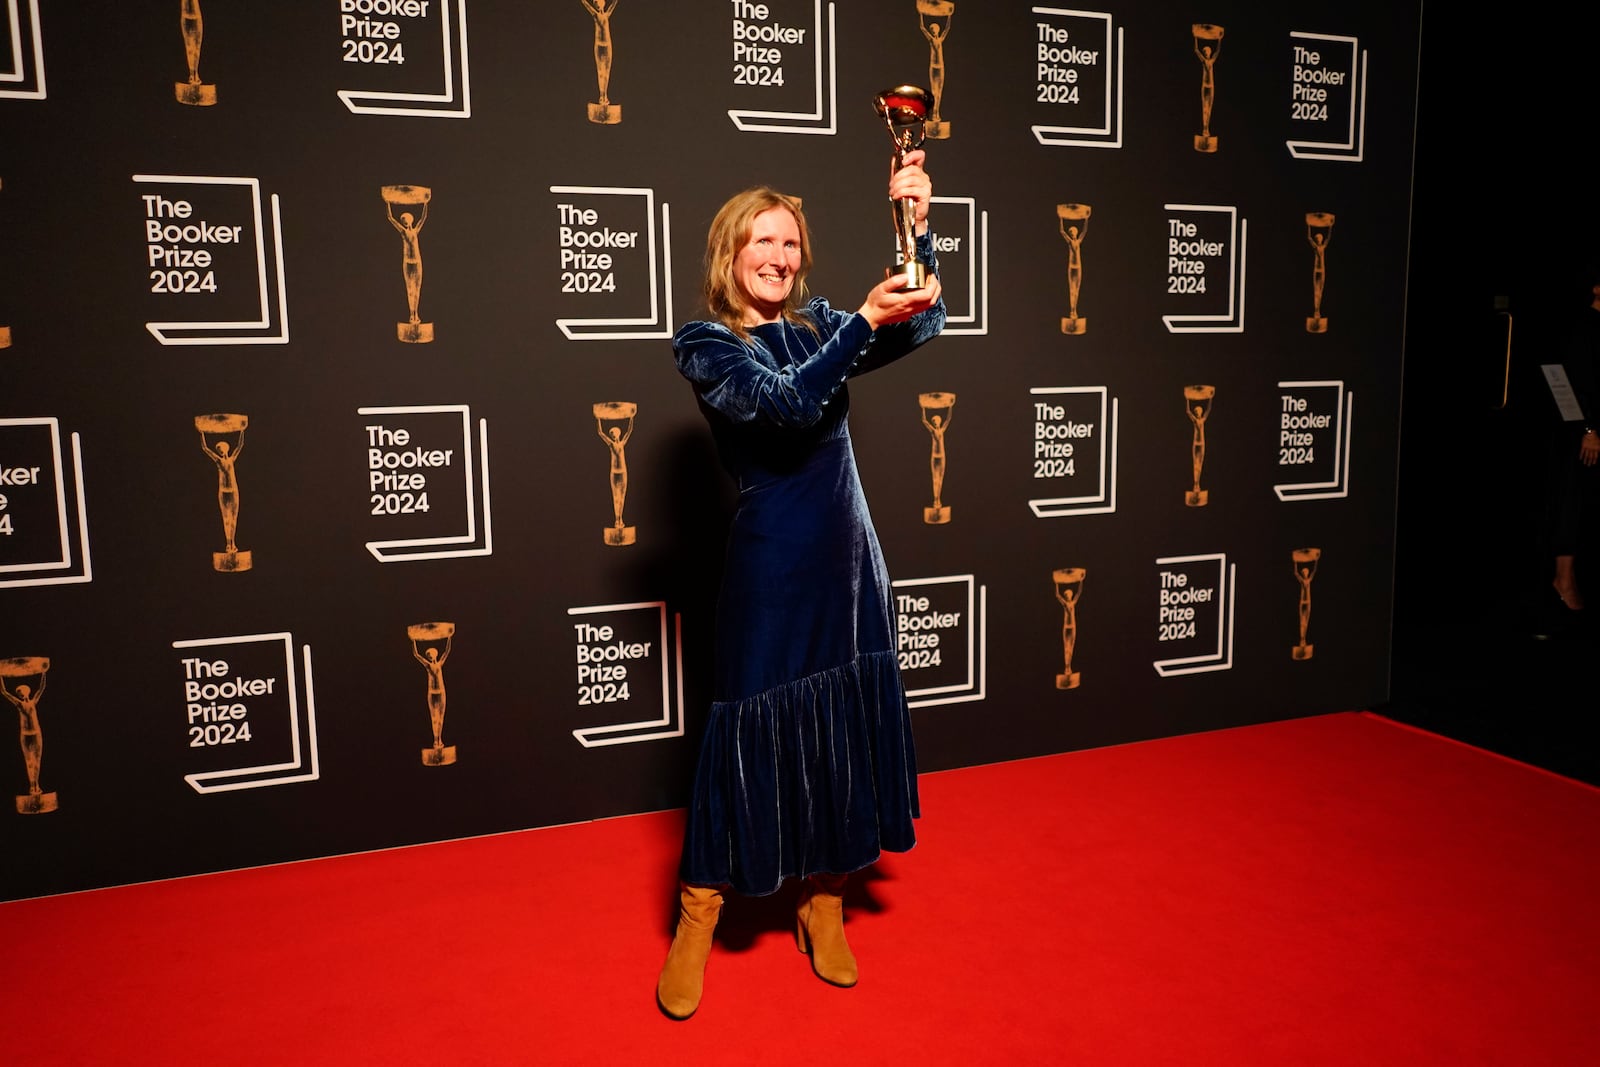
top-left (656, 153), bottom-right (945, 1020)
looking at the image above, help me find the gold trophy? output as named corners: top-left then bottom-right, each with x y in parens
top-left (2, 657), bottom-right (56, 814)
top-left (196, 414), bottom-right (252, 571)
top-left (1183, 385), bottom-right (1214, 507)
top-left (408, 623), bottom-right (457, 766)
top-left (581, 0), bottom-right (621, 124)
top-left (919, 391), bottom-right (955, 524)
top-left (382, 185), bottom-right (434, 344)
top-left (1305, 212), bottom-right (1335, 334)
top-left (174, 0), bottom-right (217, 106)
top-left (1292, 548), bottom-right (1321, 660)
top-left (1192, 24), bottom-right (1224, 153)
top-left (1052, 568), bottom-right (1086, 690)
top-left (1056, 203), bottom-right (1091, 335)
top-left (916, 2), bottom-right (954, 139)
top-left (873, 85), bottom-right (932, 291)
top-left (594, 402), bottom-right (637, 546)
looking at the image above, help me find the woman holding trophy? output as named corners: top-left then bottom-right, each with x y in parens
top-left (657, 130), bottom-right (944, 1020)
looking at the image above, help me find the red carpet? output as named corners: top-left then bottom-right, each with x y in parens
top-left (7, 712), bottom-right (1599, 1065)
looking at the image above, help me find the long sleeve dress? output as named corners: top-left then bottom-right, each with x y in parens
top-left (672, 244), bottom-right (945, 896)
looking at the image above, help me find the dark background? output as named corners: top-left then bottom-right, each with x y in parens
top-left (1384, 10), bottom-right (1600, 786)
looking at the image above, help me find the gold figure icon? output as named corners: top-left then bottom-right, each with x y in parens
top-left (174, 0), bottom-right (217, 106)
top-left (1183, 385), bottom-right (1215, 507)
top-left (195, 413), bottom-right (252, 571)
top-left (594, 402), bottom-right (637, 546)
top-left (1292, 548), bottom-right (1321, 660)
top-left (1305, 212), bottom-right (1335, 334)
top-left (1192, 24), bottom-right (1224, 153)
top-left (581, 0), bottom-right (621, 124)
top-left (1052, 568), bottom-right (1086, 690)
top-left (1056, 203), bottom-right (1091, 335)
top-left (408, 623), bottom-right (457, 766)
top-left (917, 2), bottom-right (955, 140)
top-left (873, 85), bottom-right (933, 291)
top-left (381, 185), bottom-right (434, 344)
top-left (919, 391), bottom-right (956, 524)
top-left (2, 657), bottom-right (57, 814)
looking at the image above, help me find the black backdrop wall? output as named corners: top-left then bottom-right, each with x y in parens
top-left (1, 1), bottom-right (1423, 901)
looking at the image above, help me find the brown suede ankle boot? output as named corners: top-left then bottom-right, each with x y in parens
top-left (795, 873), bottom-right (858, 987)
top-left (656, 883), bottom-right (723, 1019)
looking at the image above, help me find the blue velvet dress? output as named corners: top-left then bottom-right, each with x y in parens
top-left (673, 255), bottom-right (945, 896)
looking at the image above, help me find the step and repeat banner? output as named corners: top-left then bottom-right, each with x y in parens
top-left (1, 2), bottom-right (1420, 900)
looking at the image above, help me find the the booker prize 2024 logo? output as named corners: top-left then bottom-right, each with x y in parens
top-left (1273, 380), bottom-right (1354, 502)
top-left (1030, 7), bottom-right (1123, 148)
top-left (568, 602), bottom-right (684, 748)
top-left (894, 575), bottom-right (986, 708)
top-left (359, 406), bottom-right (494, 562)
top-left (0, 417), bottom-right (93, 588)
top-left (1028, 387), bottom-right (1118, 518)
top-left (1152, 554), bottom-right (1235, 677)
top-left (136, 176), bottom-right (289, 344)
top-left (551, 187), bottom-right (673, 340)
top-left (338, 0), bottom-right (473, 118)
top-left (1286, 30), bottom-right (1369, 162)
top-left (727, 0), bottom-right (836, 134)
top-left (1163, 205), bottom-right (1246, 333)
top-left (173, 633), bottom-right (320, 793)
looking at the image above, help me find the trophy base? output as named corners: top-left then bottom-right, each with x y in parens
top-left (16, 791), bottom-right (58, 814)
top-left (925, 120), bottom-right (950, 139)
top-left (1292, 644), bottom-right (1314, 661)
top-left (398, 321), bottom-right (435, 344)
top-left (1060, 316), bottom-right (1087, 335)
top-left (1185, 490), bottom-right (1209, 508)
top-left (604, 525), bottom-right (636, 547)
top-left (0, 325), bottom-right (10, 348)
top-left (890, 261), bottom-right (930, 291)
top-left (422, 745), bottom-right (458, 766)
top-left (587, 102), bottom-right (621, 124)
top-left (924, 505), bottom-right (951, 525)
top-left (1193, 134), bottom-right (1217, 153)
top-left (175, 81), bottom-right (217, 106)
top-left (213, 549), bottom-right (253, 572)
top-left (1305, 316), bottom-right (1328, 334)
top-left (1055, 672), bottom-right (1081, 691)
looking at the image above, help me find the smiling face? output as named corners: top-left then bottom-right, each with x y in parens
top-left (733, 206), bottom-right (803, 325)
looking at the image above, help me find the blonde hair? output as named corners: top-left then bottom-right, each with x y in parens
top-left (703, 187), bottom-right (817, 340)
